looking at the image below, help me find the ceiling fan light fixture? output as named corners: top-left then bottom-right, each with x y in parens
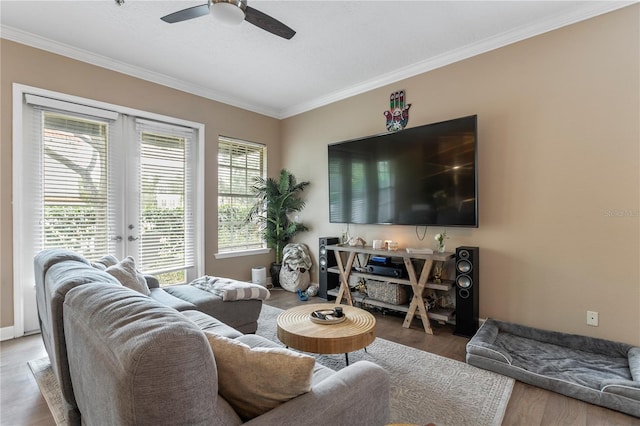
top-left (211, 0), bottom-right (246, 25)
top-left (161, 0), bottom-right (294, 39)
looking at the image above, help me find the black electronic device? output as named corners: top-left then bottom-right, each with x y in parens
top-left (366, 264), bottom-right (405, 278)
top-left (454, 246), bottom-right (480, 337)
top-left (328, 115), bottom-right (478, 227)
top-left (370, 255), bottom-right (391, 264)
top-left (366, 258), bottom-right (406, 278)
top-left (318, 237), bottom-right (340, 299)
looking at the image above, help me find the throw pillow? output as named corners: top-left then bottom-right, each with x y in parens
top-left (105, 256), bottom-right (150, 296)
top-left (94, 254), bottom-right (119, 269)
top-left (204, 332), bottom-right (315, 421)
top-left (91, 262), bottom-right (107, 271)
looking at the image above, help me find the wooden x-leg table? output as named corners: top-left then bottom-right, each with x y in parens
top-left (328, 244), bottom-right (454, 335)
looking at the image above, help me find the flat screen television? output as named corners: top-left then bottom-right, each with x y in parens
top-left (328, 115), bottom-right (478, 227)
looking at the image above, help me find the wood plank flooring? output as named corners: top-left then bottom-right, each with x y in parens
top-left (1, 289), bottom-right (637, 425)
top-left (1, 332), bottom-right (56, 425)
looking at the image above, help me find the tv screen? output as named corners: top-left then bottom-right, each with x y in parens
top-left (328, 115), bottom-right (478, 227)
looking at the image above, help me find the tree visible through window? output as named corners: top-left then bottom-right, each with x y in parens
top-left (42, 111), bottom-right (110, 259)
top-left (218, 137), bottom-right (266, 253)
top-left (16, 88), bottom-right (204, 335)
top-left (36, 110), bottom-right (197, 285)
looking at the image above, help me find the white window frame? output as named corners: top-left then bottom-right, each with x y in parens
top-left (214, 137), bottom-right (269, 259)
top-left (12, 83), bottom-right (205, 338)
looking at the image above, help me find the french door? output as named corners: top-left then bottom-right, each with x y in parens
top-left (13, 85), bottom-right (204, 336)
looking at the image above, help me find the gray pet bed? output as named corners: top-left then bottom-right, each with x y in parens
top-left (466, 319), bottom-right (640, 418)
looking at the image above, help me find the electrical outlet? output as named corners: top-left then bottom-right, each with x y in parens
top-left (587, 311), bottom-right (599, 326)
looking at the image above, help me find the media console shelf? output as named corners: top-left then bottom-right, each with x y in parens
top-left (325, 244), bottom-right (455, 334)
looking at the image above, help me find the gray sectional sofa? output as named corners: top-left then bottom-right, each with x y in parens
top-left (35, 249), bottom-right (390, 425)
top-left (34, 249), bottom-right (263, 424)
top-left (467, 318), bottom-right (640, 418)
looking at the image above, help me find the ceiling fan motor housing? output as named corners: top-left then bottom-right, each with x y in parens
top-left (211, 0), bottom-right (247, 25)
top-left (162, 0), bottom-right (295, 39)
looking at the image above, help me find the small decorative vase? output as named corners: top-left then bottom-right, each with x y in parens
top-left (434, 232), bottom-right (447, 254)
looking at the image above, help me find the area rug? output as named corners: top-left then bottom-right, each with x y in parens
top-left (257, 304), bottom-right (514, 426)
top-left (28, 304), bottom-right (514, 426)
top-left (27, 357), bottom-right (66, 426)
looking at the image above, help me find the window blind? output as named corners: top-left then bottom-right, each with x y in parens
top-left (218, 137), bottom-right (266, 253)
top-left (26, 93), bottom-right (118, 120)
top-left (136, 119), bottom-right (196, 280)
top-left (16, 85), bottom-right (204, 335)
top-left (34, 107), bottom-right (117, 260)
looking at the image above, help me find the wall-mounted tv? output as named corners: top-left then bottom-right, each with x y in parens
top-left (328, 115), bottom-right (478, 227)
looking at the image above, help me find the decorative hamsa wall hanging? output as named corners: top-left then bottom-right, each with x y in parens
top-left (384, 90), bottom-right (411, 132)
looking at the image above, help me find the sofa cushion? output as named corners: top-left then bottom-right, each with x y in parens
top-left (105, 256), bottom-right (150, 296)
top-left (204, 331), bottom-right (315, 421)
top-left (149, 287), bottom-right (197, 311)
top-left (182, 310), bottom-right (243, 339)
top-left (164, 285), bottom-right (262, 333)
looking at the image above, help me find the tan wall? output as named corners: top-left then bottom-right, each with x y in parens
top-left (0, 40), bottom-right (281, 328)
top-left (282, 6), bottom-right (640, 345)
top-left (2, 6), bottom-right (638, 345)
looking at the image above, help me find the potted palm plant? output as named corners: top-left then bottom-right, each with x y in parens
top-left (248, 169), bottom-right (310, 287)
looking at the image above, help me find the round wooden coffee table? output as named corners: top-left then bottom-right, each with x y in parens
top-left (277, 303), bottom-right (376, 365)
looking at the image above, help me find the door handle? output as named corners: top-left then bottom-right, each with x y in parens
top-left (111, 236), bottom-right (123, 241)
top-left (128, 235), bottom-right (139, 241)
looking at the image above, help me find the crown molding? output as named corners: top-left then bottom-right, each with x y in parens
top-left (278, 1), bottom-right (636, 119)
top-left (0, 25), bottom-right (279, 118)
top-left (2, 1), bottom-right (635, 120)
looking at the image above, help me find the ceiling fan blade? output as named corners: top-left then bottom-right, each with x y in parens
top-left (161, 4), bottom-right (210, 23)
top-left (244, 6), bottom-right (295, 40)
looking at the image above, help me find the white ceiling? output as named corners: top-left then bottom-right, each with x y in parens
top-left (1, 1), bottom-right (634, 118)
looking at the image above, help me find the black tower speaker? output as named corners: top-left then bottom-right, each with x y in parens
top-left (454, 246), bottom-right (480, 337)
top-left (318, 237), bottom-right (340, 299)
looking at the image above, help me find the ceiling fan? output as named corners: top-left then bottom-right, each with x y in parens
top-left (161, 0), bottom-right (296, 40)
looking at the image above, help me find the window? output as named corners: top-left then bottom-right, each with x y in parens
top-left (41, 111), bottom-right (113, 259)
top-left (136, 119), bottom-right (197, 285)
top-left (29, 107), bottom-right (198, 283)
top-left (13, 85), bottom-right (204, 335)
top-left (217, 137), bottom-right (266, 254)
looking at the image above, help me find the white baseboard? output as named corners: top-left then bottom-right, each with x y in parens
top-left (0, 326), bottom-right (15, 341)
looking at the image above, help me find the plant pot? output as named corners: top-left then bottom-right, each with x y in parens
top-left (270, 263), bottom-right (282, 287)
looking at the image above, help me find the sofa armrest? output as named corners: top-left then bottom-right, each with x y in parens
top-left (244, 360), bottom-right (390, 426)
top-left (42, 261), bottom-right (121, 418)
top-left (144, 274), bottom-right (160, 289)
top-left (63, 283), bottom-right (223, 425)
